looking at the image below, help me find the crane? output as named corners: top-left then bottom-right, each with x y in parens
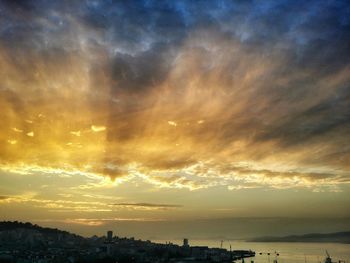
top-left (325, 250), bottom-right (332, 263)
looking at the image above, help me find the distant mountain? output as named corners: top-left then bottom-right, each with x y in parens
top-left (248, 231), bottom-right (350, 243)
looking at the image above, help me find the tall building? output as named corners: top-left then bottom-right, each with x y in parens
top-left (107, 230), bottom-right (113, 242)
top-left (183, 238), bottom-right (189, 247)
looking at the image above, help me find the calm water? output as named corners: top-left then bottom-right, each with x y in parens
top-left (154, 239), bottom-right (350, 263)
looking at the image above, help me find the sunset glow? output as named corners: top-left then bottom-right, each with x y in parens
top-left (0, 0), bottom-right (349, 237)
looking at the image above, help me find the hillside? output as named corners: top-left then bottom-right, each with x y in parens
top-left (0, 221), bottom-right (72, 235)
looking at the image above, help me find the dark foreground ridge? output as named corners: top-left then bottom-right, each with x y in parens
top-left (248, 231), bottom-right (350, 243)
top-left (0, 221), bottom-right (254, 263)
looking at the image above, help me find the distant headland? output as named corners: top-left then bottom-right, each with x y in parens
top-left (248, 231), bottom-right (350, 243)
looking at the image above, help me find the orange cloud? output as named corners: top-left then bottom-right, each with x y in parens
top-left (0, 28), bottom-right (349, 193)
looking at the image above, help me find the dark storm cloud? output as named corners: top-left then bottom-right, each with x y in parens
top-left (111, 43), bottom-right (176, 92)
top-left (256, 85), bottom-right (350, 145)
top-left (81, 1), bottom-right (188, 45)
top-left (2, 0), bottom-right (348, 65)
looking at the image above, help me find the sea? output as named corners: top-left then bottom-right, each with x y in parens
top-left (154, 239), bottom-right (350, 263)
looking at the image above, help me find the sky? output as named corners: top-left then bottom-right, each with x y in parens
top-left (0, 0), bottom-right (350, 239)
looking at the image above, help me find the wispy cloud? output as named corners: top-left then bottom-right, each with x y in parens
top-left (0, 0), bottom-right (349, 195)
top-left (35, 217), bottom-right (166, 227)
top-left (111, 203), bottom-right (183, 209)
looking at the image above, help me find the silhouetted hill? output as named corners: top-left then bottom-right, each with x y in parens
top-left (0, 220), bottom-right (86, 249)
top-left (0, 221), bottom-right (81, 237)
top-left (249, 231), bottom-right (350, 243)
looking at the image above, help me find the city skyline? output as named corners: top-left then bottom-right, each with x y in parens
top-left (0, 0), bottom-right (349, 237)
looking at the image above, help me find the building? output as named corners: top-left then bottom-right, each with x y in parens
top-left (183, 238), bottom-right (189, 247)
top-left (107, 231), bottom-right (113, 242)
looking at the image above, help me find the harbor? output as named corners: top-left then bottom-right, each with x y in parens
top-left (158, 239), bottom-right (350, 263)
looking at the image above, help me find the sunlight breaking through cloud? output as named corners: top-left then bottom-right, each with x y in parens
top-left (0, 0), bottom-right (349, 224)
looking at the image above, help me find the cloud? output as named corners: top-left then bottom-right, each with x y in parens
top-left (26, 131), bottom-right (34, 137)
top-left (167, 121), bottom-right (177, 127)
top-left (0, 0), bottom-right (349, 193)
top-left (91, 125), bottom-right (106, 132)
top-left (70, 130), bottom-right (81, 136)
top-left (12, 128), bottom-right (23, 133)
top-left (52, 217), bottom-right (165, 227)
top-left (0, 194), bottom-right (110, 212)
top-left (111, 203), bottom-right (183, 209)
top-left (7, 140), bottom-right (17, 145)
